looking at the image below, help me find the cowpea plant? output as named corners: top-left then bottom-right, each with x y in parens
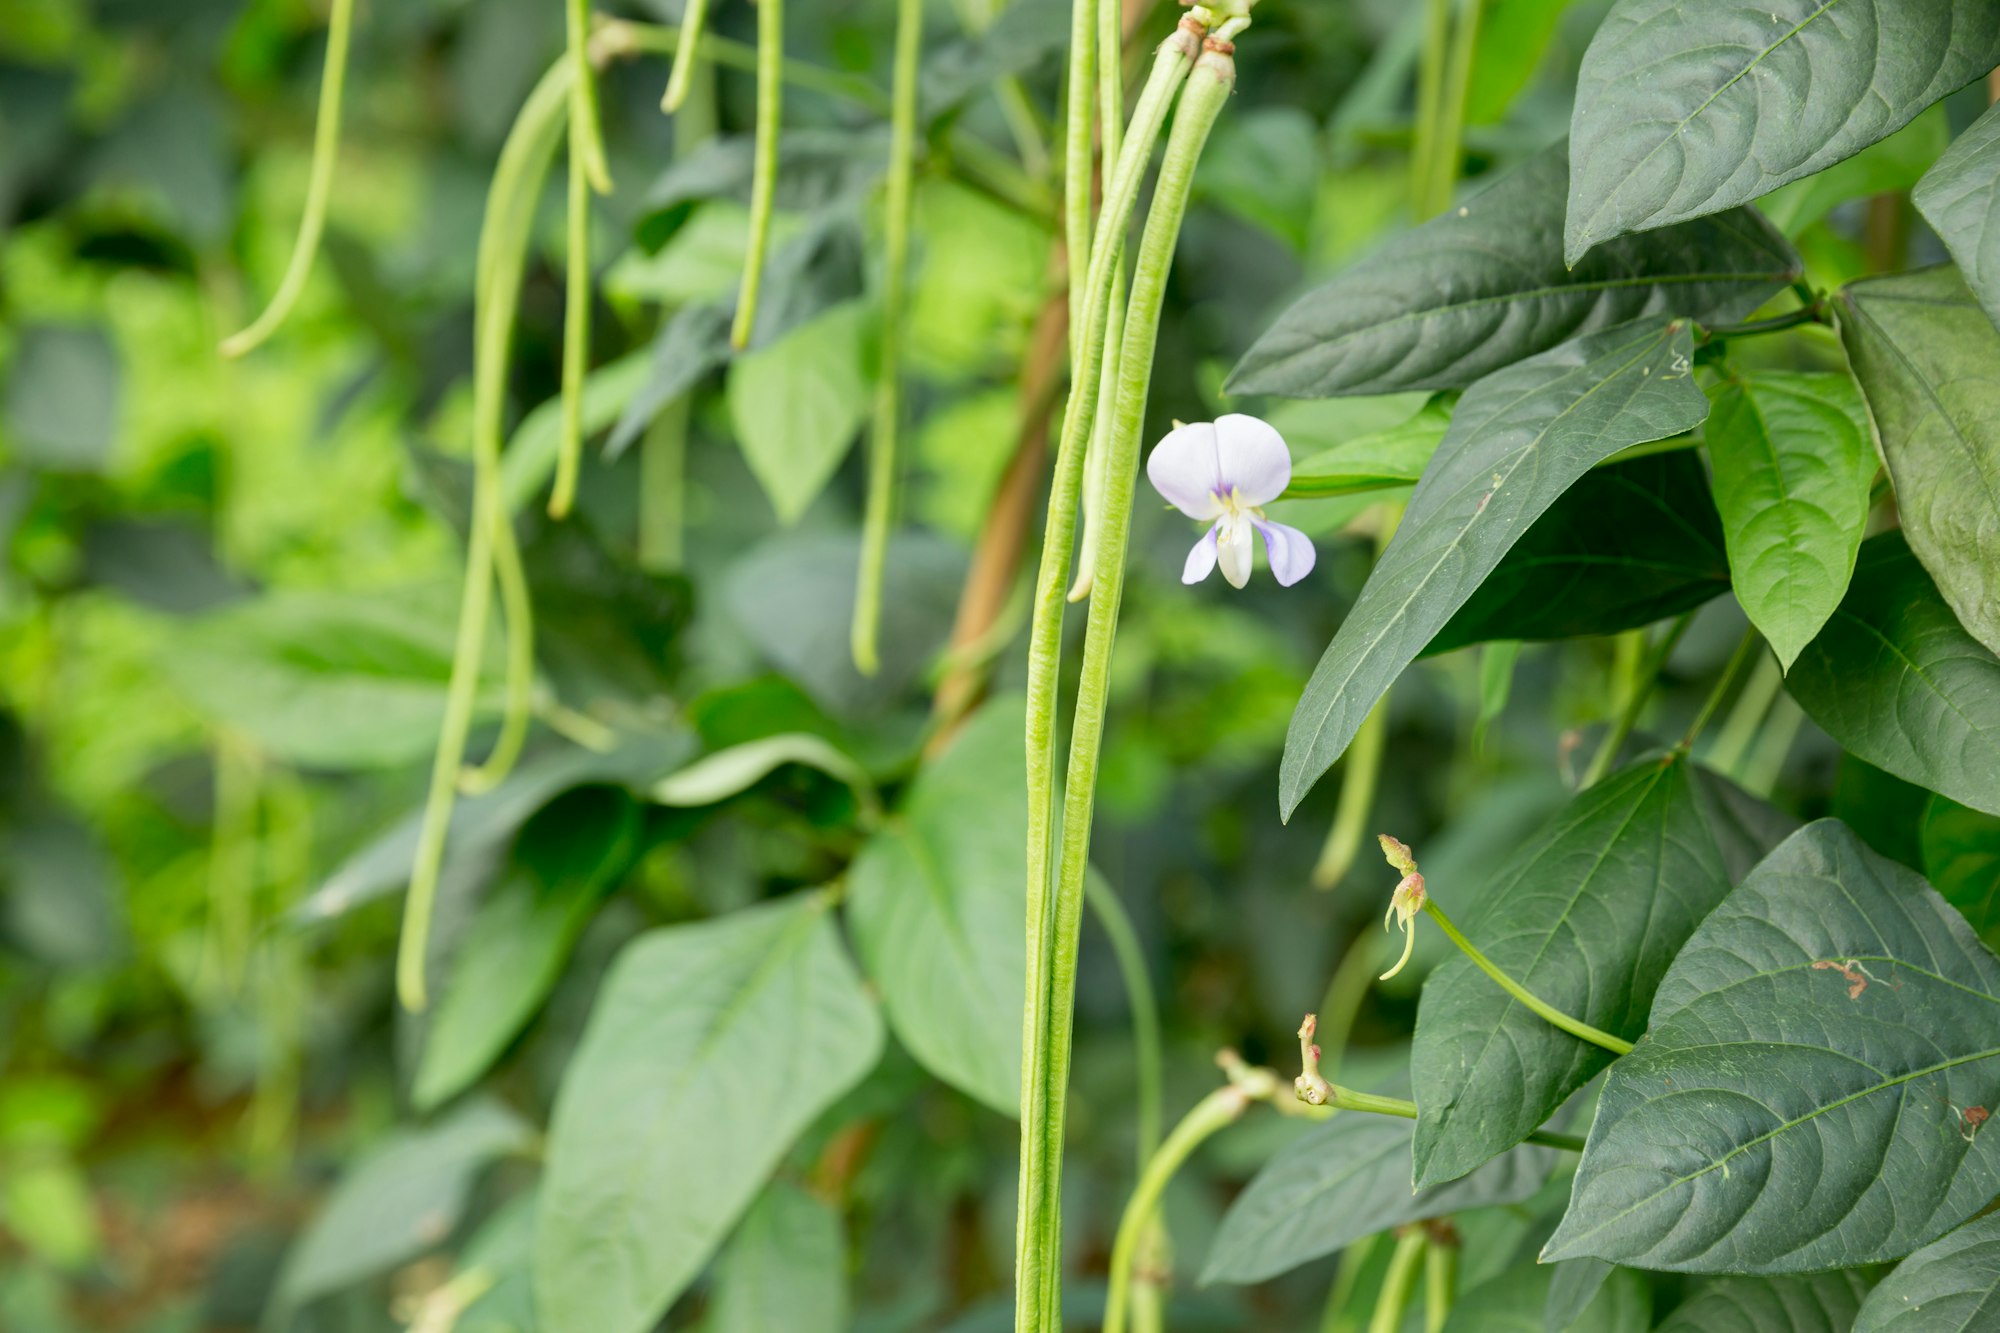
top-left (22, 0), bottom-right (2000, 1328)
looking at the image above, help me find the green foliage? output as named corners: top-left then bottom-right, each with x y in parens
top-left (1652, 1274), bottom-right (1873, 1333)
top-left (1914, 102), bottom-right (2000, 329)
top-left (1853, 1211), bottom-right (2000, 1332)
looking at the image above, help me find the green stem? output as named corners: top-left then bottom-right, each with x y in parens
top-left (1426, 0), bottom-right (1481, 214)
top-left (1698, 301), bottom-right (1829, 342)
top-left (1706, 649), bottom-right (1782, 777)
top-left (567, 0), bottom-right (612, 193)
top-left (1580, 611), bottom-right (1693, 788)
top-left (1061, 0), bottom-right (1098, 366)
top-left (1313, 695), bottom-right (1389, 889)
top-left (1319, 1233), bottom-right (1383, 1333)
top-left (1019, 33), bottom-right (1218, 1333)
top-left (1085, 876), bottom-right (1163, 1160)
top-left (1015, 26), bottom-right (1200, 1331)
top-left (1369, 1231), bottom-right (1429, 1333)
top-left (1313, 927), bottom-right (1382, 1080)
top-left (729, 0), bottom-right (784, 350)
top-left (1424, 901), bottom-right (1635, 1055)
top-left (850, 0), bottom-right (920, 675)
top-left (658, 0), bottom-right (713, 111)
top-left (1409, 0), bottom-right (1450, 219)
top-left (1325, 1079), bottom-right (1586, 1151)
top-left (1680, 628), bottom-right (1761, 753)
top-left (549, 101), bottom-right (595, 519)
top-left (637, 397), bottom-right (689, 573)
top-left (206, 732), bottom-right (263, 996)
top-left (1422, 1237), bottom-right (1457, 1333)
top-left (219, 0), bottom-right (356, 357)
top-left (1741, 693), bottom-right (1805, 797)
top-left (397, 60), bottom-right (571, 1012)
top-left (1102, 1086), bottom-right (1249, 1333)
top-left (607, 20), bottom-right (889, 115)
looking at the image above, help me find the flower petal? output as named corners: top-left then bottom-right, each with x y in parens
top-left (1255, 517), bottom-right (1317, 587)
top-left (1217, 513), bottom-right (1253, 589)
top-left (1146, 421), bottom-right (1226, 519)
top-left (1215, 414), bottom-right (1292, 506)
top-left (1181, 524), bottom-right (1220, 584)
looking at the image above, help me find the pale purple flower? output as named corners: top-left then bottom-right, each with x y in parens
top-left (1145, 414), bottom-right (1316, 590)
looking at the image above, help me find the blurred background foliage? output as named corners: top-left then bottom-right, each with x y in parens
top-left (0, 0), bottom-right (1962, 1328)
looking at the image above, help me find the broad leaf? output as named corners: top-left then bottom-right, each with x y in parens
top-left (1201, 1114), bottom-right (1553, 1284)
top-left (1837, 266), bottom-right (2000, 655)
top-left (847, 697), bottom-right (1025, 1114)
top-left (271, 1099), bottom-right (532, 1319)
top-left (1564, 0), bottom-right (2000, 261)
top-left (709, 1183), bottom-right (847, 1333)
top-left (1280, 318), bottom-right (1709, 817)
top-left (1854, 1212), bottom-right (2000, 1332)
top-left (1787, 532), bottom-right (2000, 818)
top-left (1758, 106), bottom-right (1951, 237)
top-left (1411, 754), bottom-right (1731, 1187)
top-left (1921, 796), bottom-right (2000, 945)
top-left (1281, 396), bottom-right (1452, 499)
top-left (1914, 101), bottom-right (2000, 331)
top-left (1545, 1259), bottom-right (1616, 1333)
top-left (727, 301), bottom-right (874, 525)
top-left (412, 793), bottom-right (639, 1111)
top-left (1690, 762), bottom-right (1802, 884)
top-left (5, 324), bottom-right (120, 471)
top-left (159, 585), bottom-right (501, 771)
top-left (1425, 450), bottom-right (1729, 654)
top-left (534, 895), bottom-right (882, 1333)
top-left (1444, 1263), bottom-right (1648, 1333)
top-left (1545, 819), bottom-right (2000, 1272)
top-left (1654, 1275), bottom-right (1872, 1333)
top-left (1704, 370), bottom-right (1875, 669)
top-left (1230, 146), bottom-right (1795, 397)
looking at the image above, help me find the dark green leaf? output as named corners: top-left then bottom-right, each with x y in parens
top-left (710, 1183), bottom-right (847, 1333)
top-left (1444, 1262), bottom-right (1647, 1333)
top-left (1837, 266), bottom-right (2000, 655)
top-left (920, 0), bottom-right (1066, 118)
top-left (5, 325), bottom-right (121, 471)
top-left (727, 301), bottom-right (873, 525)
top-left (1411, 754), bottom-right (1731, 1187)
top-left (1424, 449), bottom-right (1729, 655)
top-left (1653, 1275), bottom-right (1873, 1333)
top-left (272, 1099), bottom-right (533, 1318)
top-left (1200, 1114), bottom-right (1553, 1284)
top-left (1854, 1212), bottom-right (2000, 1332)
top-left (1759, 106), bottom-right (1951, 237)
top-left (1921, 796), bottom-right (2000, 945)
top-left (1280, 319), bottom-right (1709, 817)
top-left (534, 895), bottom-right (882, 1333)
top-left (1705, 370), bottom-right (1876, 669)
top-left (1689, 762), bottom-right (1802, 885)
top-left (1544, 819), bottom-right (2000, 1272)
top-left (1787, 532), bottom-right (2000, 818)
top-left (1544, 1259), bottom-right (1615, 1333)
top-left (847, 697), bottom-right (1025, 1114)
top-left (1564, 0), bottom-right (2000, 261)
top-left (1229, 147), bottom-right (1796, 397)
top-left (1914, 101), bottom-right (2000, 331)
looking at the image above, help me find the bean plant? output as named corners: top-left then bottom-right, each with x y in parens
top-left (4, 0), bottom-right (2000, 1331)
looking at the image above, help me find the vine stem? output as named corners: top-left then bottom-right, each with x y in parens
top-left (604, 20), bottom-right (888, 114)
top-left (730, 0), bottom-right (784, 350)
top-left (1698, 301), bottom-right (1829, 342)
top-left (1014, 26), bottom-right (1200, 1331)
top-left (1680, 628), bottom-right (1762, 753)
top-left (1369, 1230), bottom-right (1429, 1333)
top-left (1314, 505), bottom-right (1400, 884)
top-left (1425, 0), bottom-right (1482, 213)
top-left (1101, 1085), bottom-right (1249, 1333)
top-left (658, 0), bottom-right (713, 110)
top-left (550, 2), bottom-right (602, 520)
top-left (1424, 901), bottom-right (1635, 1055)
top-left (1409, 0), bottom-right (1449, 217)
top-left (1706, 649), bottom-right (1782, 777)
top-left (1423, 1239), bottom-right (1457, 1333)
top-left (219, 0), bottom-right (356, 357)
top-left (1579, 610), bottom-right (1693, 788)
top-left (850, 0), bottom-right (920, 674)
top-left (397, 61), bottom-right (571, 1011)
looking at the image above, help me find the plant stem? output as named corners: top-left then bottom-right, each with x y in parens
top-left (1422, 1236), bottom-right (1457, 1333)
top-left (849, 0), bottom-right (920, 675)
top-left (658, 0), bottom-right (713, 110)
top-left (1426, 0), bottom-right (1482, 213)
top-left (219, 0), bottom-right (355, 357)
top-left (1580, 611), bottom-right (1693, 788)
top-left (1680, 628), bottom-right (1761, 753)
top-left (1015, 27), bottom-right (1199, 1332)
top-left (730, 0), bottom-right (783, 350)
top-left (1706, 649), bottom-right (1782, 777)
top-left (1086, 876), bottom-right (1163, 1161)
top-left (397, 60), bottom-right (571, 1012)
top-left (549, 98), bottom-right (595, 519)
top-left (1369, 1230), bottom-right (1429, 1333)
top-left (1409, 0), bottom-right (1450, 218)
top-left (566, 0), bottom-right (612, 193)
top-left (1423, 901), bottom-right (1635, 1055)
top-left (1319, 1233), bottom-right (1382, 1333)
top-left (206, 731), bottom-right (263, 996)
top-left (1314, 695), bottom-right (1389, 889)
top-left (1741, 694), bottom-right (1805, 797)
top-left (1061, 0), bottom-right (1098, 366)
top-left (1698, 301), bottom-right (1829, 342)
top-left (1313, 926), bottom-right (1382, 1079)
top-left (1102, 1085), bottom-right (1249, 1333)
top-left (606, 20), bottom-right (889, 115)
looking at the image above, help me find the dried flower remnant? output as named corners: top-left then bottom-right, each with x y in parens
top-left (1377, 834), bottom-right (1427, 980)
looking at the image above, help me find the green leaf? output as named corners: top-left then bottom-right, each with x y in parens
top-left (1914, 101), bottom-right (2000, 332)
top-left (1854, 1212), bottom-right (2000, 1332)
top-left (1281, 396), bottom-right (1453, 498)
top-left (709, 1183), bottom-right (847, 1333)
top-left (1200, 1114), bottom-right (1553, 1284)
top-left (727, 301), bottom-right (874, 525)
top-left (1545, 1259), bottom-right (1615, 1333)
top-left (1279, 318), bottom-right (1709, 818)
top-left (1411, 754), bottom-right (1731, 1187)
top-left (1653, 1275), bottom-right (1873, 1333)
top-left (534, 894), bottom-right (882, 1333)
top-left (412, 792), bottom-right (640, 1111)
top-left (1544, 819), bottom-right (2000, 1272)
top-left (1424, 450), bottom-right (1729, 655)
top-left (1193, 108), bottom-right (1319, 252)
top-left (1444, 1262), bottom-right (1648, 1333)
top-left (1704, 370), bottom-right (1876, 670)
top-left (159, 585), bottom-right (499, 771)
top-left (4, 325), bottom-right (120, 472)
top-left (1229, 146), bottom-right (1797, 397)
top-left (1689, 762), bottom-right (1802, 885)
top-left (1563, 0), bottom-right (2000, 262)
top-left (1786, 532), bottom-right (2000, 818)
top-left (272, 1099), bottom-right (533, 1318)
top-left (1837, 265), bottom-right (2000, 655)
top-left (1921, 796), bottom-right (2000, 946)
top-left (1758, 106), bottom-right (1951, 236)
top-left (846, 697), bottom-right (1026, 1114)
